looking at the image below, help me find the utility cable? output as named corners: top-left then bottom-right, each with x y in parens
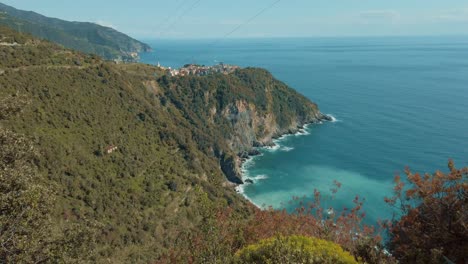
top-left (178, 0), bottom-right (281, 65)
top-left (211, 0), bottom-right (281, 46)
top-left (162, 0), bottom-right (203, 35)
top-left (155, 0), bottom-right (191, 35)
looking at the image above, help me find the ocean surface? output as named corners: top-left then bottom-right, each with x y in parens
top-left (140, 36), bottom-right (468, 225)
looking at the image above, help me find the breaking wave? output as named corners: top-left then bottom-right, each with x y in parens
top-left (327, 114), bottom-right (341, 123)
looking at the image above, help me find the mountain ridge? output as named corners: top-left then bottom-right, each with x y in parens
top-left (0, 2), bottom-right (151, 62)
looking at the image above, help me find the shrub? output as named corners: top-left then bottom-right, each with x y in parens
top-left (235, 235), bottom-right (358, 264)
top-left (384, 160), bottom-right (468, 264)
top-left (158, 183), bottom-right (395, 264)
top-left (240, 185), bottom-right (393, 264)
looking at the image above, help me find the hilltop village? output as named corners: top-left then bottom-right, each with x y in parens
top-left (158, 62), bottom-right (241, 76)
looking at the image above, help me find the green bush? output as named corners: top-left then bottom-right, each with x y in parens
top-left (235, 235), bottom-right (358, 264)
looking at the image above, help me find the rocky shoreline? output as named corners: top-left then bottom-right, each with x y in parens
top-left (225, 112), bottom-right (333, 186)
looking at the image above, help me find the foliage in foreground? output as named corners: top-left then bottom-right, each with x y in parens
top-left (235, 235), bottom-right (358, 264)
top-left (385, 161), bottom-right (468, 264)
top-left (158, 185), bottom-right (394, 264)
top-left (160, 162), bottom-right (468, 264)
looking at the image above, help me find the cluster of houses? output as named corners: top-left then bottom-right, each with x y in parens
top-left (158, 62), bottom-right (240, 77)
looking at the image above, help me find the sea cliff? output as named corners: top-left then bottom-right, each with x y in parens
top-left (159, 67), bottom-right (331, 184)
top-left (220, 98), bottom-right (331, 184)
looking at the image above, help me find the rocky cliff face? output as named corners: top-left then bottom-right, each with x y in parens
top-left (220, 99), bottom-right (331, 184)
top-left (223, 99), bottom-right (329, 151)
top-left (159, 67), bottom-right (330, 185)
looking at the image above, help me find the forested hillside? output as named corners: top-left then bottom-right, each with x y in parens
top-left (0, 26), bottom-right (327, 262)
top-left (0, 2), bottom-right (151, 62)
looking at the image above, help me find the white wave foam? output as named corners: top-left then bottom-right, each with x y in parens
top-left (278, 134), bottom-right (288, 139)
top-left (241, 156), bottom-right (258, 173)
top-left (281, 146), bottom-right (294, 152)
top-left (251, 174), bottom-right (268, 181)
top-left (235, 184), bottom-right (245, 193)
top-left (235, 183), bottom-right (263, 208)
top-left (273, 136), bottom-right (290, 145)
top-left (265, 141), bottom-right (295, 153)
top-left (276, 134), bottom-right (290, 141)
top-left (265, 144), bottom-right (280, 152)
top-left (326, 114), bottom-right (341, 123)
top-left (295, 129), bottom-right (310, 136)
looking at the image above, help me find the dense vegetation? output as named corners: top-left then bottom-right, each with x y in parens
top-left (160, 161), bottom-right (467, 264)
top-left (0, 26), bottom-right (319, 262)
top-left (1, 26), bottom-right (466, 263)
top-left (158, 182), bottom-right (394, 264)
top-left (384, 162), bottom-right (468, 263)
top-left (0, 93), bottom-right (98, 263)
top-left (0, 2), bottom-right (151, 62)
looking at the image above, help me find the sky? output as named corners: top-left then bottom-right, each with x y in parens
top-left (2, 0), bottom-right (468, 39)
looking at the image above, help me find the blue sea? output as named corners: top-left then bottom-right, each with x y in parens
top-left (140, 37), bottom-right (468, 225)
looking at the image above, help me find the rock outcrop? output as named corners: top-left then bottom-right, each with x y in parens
top-left (220, 98), bottom-right (331, 184)
top-left (220, 155), bottom-right (244, 184)
top-left (159, 67), bottom-right (330, 184)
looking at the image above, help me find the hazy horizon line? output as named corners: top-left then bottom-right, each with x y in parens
top-left (138, 33), bottom-right (468, 42)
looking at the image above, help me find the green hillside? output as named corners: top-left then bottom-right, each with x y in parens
top-left (0, 26), bottom-right (325, 263)
top-left (2, 24), bottom-right (465, 264)
top-left (0, 2), bottom-right (151, 62)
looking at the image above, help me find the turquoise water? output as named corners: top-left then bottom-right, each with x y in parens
top-left (140, 37), bottom-right (468, 225)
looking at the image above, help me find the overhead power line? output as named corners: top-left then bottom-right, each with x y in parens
top-left (157, 0), bottom-right (281, 66)
top-left (177, 0), bottom-right (281, 64)
top-left (162, 0), bottom-right (203, 35)
top-left (212, 0), bottom-right (281, 45)
top-left (155, 0), bottom-right (191, 34)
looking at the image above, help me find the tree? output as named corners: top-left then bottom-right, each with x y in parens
top-left (385, 161), bottom-right (468, 263)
